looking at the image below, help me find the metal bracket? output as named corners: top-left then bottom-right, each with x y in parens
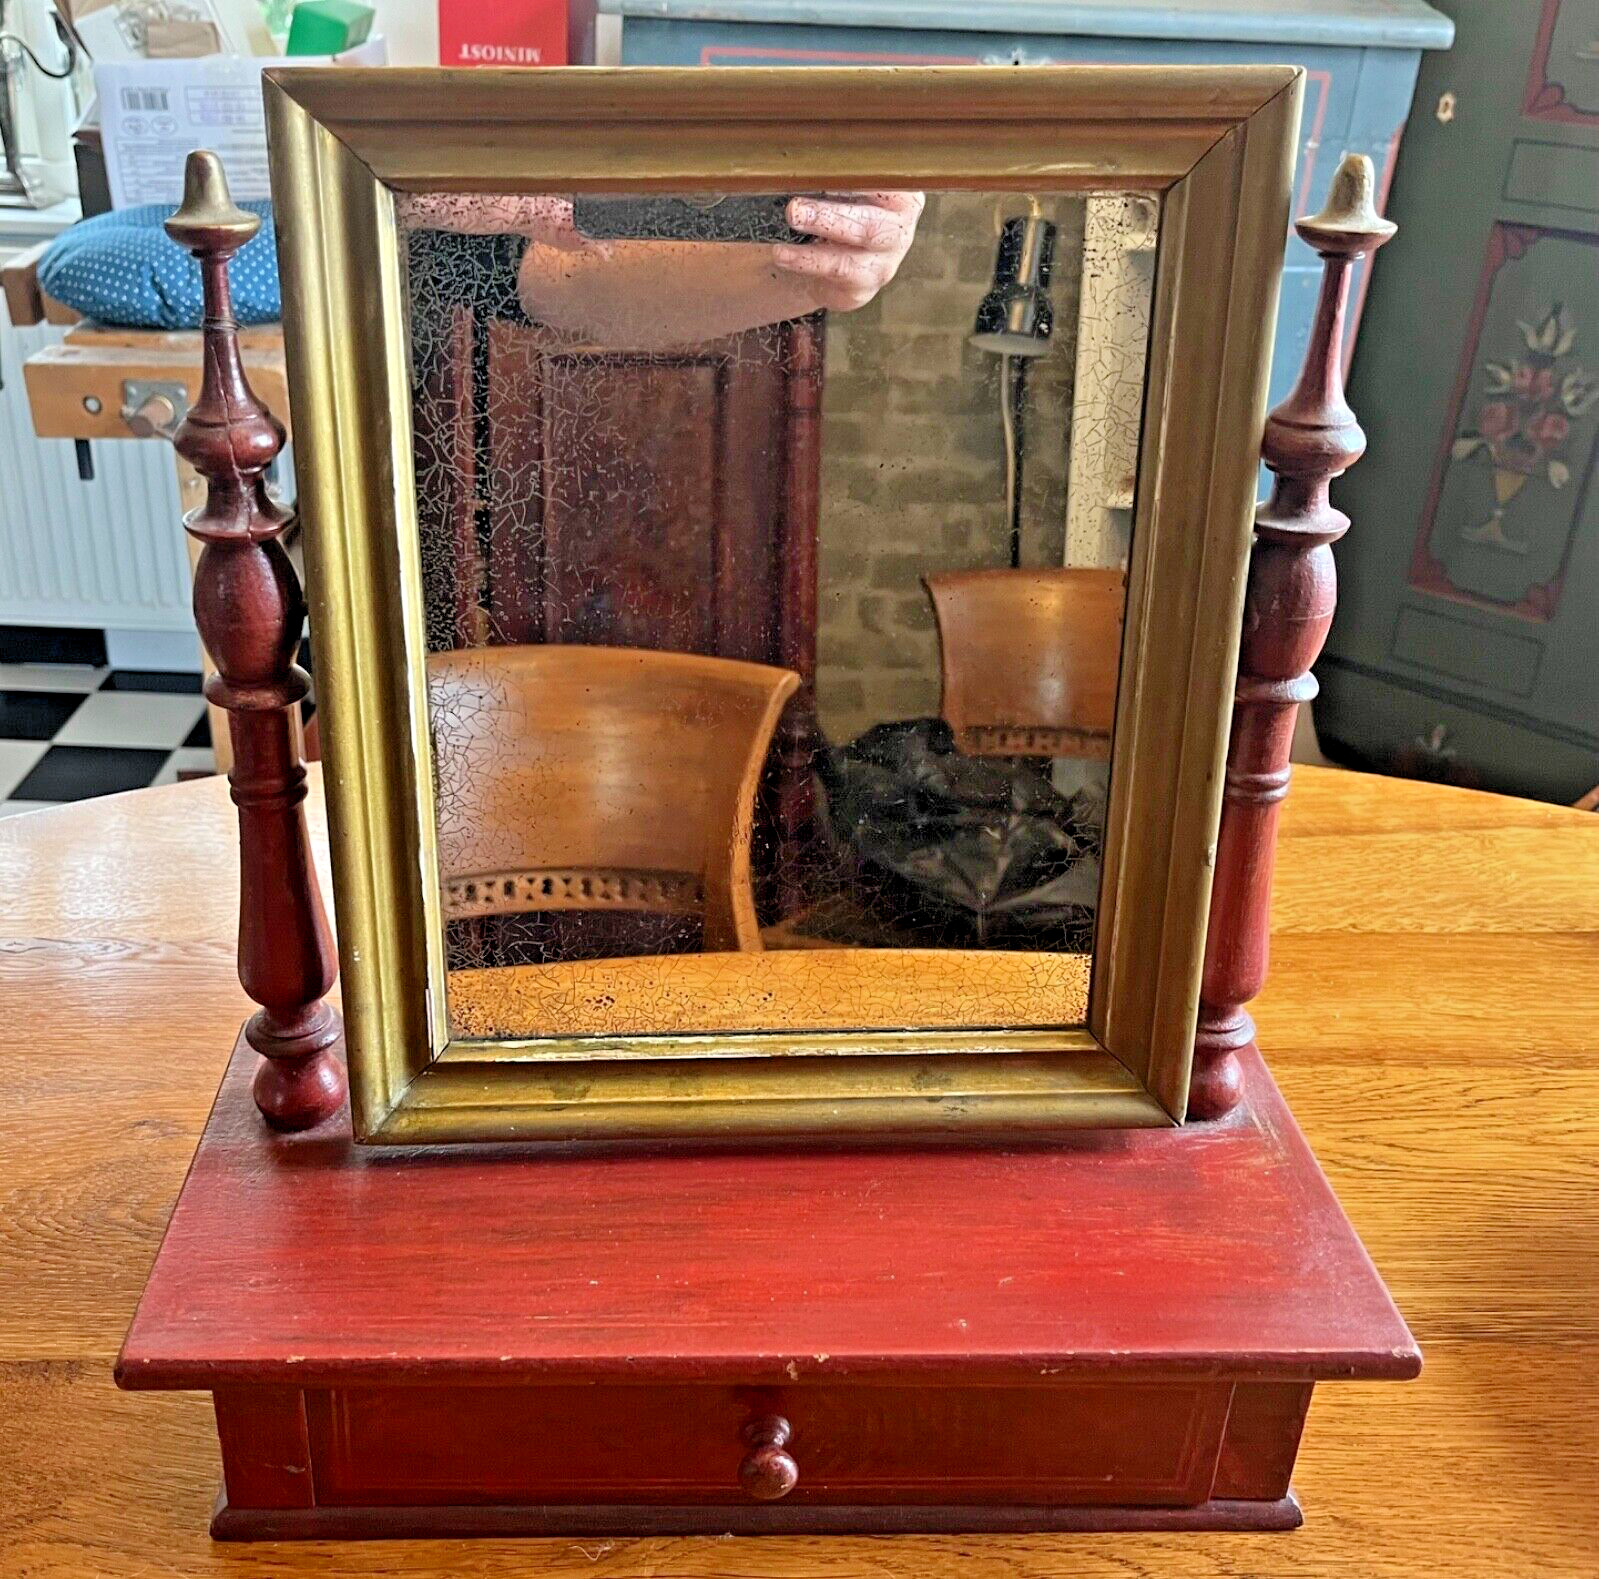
top-left (119, 378), bottom-right (192, 441)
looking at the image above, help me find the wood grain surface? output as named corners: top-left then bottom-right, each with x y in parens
top-left (446, 949), bottom-right (1092, 1040)
top-left (2, 764), bottom-right (1596, 1576)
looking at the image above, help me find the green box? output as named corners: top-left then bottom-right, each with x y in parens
top-left (285, 0), bottom-right (374, 56)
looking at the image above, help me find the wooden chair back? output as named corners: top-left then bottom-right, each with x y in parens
top-left (426, 644), bottom-right (799, 951)
top-left (925, 567), bottom-right (1126, 758)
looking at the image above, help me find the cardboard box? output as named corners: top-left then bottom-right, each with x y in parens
top-left (438, 0), bottom-right (567, 67)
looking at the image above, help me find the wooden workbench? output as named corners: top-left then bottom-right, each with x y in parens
top-left (1, 764), bottom-right (1595, 1574)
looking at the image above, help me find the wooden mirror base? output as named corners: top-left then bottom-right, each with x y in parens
top-left (118, 1032), bottom-right (1416, 1540)
top-left (207, 1493), bottom-right (1304, 1541)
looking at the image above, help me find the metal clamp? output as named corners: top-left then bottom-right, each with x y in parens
top-left (119, 379), bottom-right (192, 441)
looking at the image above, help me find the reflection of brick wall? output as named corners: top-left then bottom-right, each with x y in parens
top-left (815, 193), bottom-right (1085, 744)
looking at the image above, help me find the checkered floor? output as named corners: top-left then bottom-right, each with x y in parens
top-left (0, 664), bottom-right (215, 819)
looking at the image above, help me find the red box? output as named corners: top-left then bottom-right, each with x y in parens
top-left (439, 0), bottom-right (569, 67)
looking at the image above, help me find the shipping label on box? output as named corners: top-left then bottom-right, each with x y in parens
top-left (439, 0), bottom-right (566, 67)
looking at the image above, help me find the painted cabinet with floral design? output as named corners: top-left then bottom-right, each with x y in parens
top-left (1323, 0), bottom-right (1599, 802)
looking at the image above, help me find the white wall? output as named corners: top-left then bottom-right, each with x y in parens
top-left (371, 2), bottom-right (439, 65)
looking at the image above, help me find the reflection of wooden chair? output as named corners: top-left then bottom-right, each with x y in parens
top-left (925, 568), bottom-right (1125, 759)
top-left (426, 644), bottom-right (799, 952)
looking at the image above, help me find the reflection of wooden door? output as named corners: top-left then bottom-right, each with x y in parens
top-left (414, 309), bottom-right (824, 905)
top-left (1323, 0), bottom-right (1599, 801)
top-left (537, 358), bottom-right (725, 650)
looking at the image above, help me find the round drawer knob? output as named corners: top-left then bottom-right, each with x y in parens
top-left (739, 1414), bottom-right (798, 1501)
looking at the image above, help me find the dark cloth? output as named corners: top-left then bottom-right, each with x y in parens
top-left (818, 718), bottom-right (1103, 952)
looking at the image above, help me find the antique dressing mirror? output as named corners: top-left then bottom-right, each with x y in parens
top-left (118, 80), bottom-right (1423, 1543)
top-left (265, 66), bottom-right (1302, 1143)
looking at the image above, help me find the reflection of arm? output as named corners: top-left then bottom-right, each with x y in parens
top-left (399, 192), bottom-right (924, 352)
top-left (517, 238), bottom-right (828, 350)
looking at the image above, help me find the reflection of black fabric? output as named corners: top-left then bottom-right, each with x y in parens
top-left (819, 718), bottom-right (1102, 951)
top-left (406, 229), bottom-right (531, 388)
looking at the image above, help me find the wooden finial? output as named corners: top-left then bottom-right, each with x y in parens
top-left (1297, 153), bottom-right (1397, 254)
top-left (168, 152), bottom-right (284, 493)
top-left (176, 149), bottom-right (346, 1132)
top-left (1189, 155), bottom-right (1396, 1121)
top-left (165, 149), bottom-right (259, 252)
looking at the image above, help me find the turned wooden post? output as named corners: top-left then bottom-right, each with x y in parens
top-left (1189, 154), bottom-right (1396, 1120)
top-left (167, 151), bottom-right (346, 1131)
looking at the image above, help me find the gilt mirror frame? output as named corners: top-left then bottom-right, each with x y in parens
top-left (265, 64), bottom-right (1302, 1144)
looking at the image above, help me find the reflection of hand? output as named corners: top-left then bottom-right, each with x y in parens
top-left (775, 191), bottom-right (925, 311)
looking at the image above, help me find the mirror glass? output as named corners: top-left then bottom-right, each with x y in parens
top-left (397, 187), bottom-right (1159, 1045)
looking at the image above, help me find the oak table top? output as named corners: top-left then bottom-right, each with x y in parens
top-left (2, 764), bottom-right (1595, 1577)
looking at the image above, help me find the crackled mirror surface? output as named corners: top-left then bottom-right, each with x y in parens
top-left (397, 187), bottom-right (1160, 1047)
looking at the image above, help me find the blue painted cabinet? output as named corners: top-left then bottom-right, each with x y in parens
top-left (603, 0), bottom-right (1454, 412)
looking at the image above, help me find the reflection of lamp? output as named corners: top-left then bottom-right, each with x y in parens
top-left (970, 210), bottom-right (1057, 568)
top-left (970, 213), bottom-right (1057, 356)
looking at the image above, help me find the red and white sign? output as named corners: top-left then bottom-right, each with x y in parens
top-left (439, 1), bottom-right (567, 67)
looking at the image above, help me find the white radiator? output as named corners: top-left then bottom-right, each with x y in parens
top-left (0, 305), bottom-right (193, 632)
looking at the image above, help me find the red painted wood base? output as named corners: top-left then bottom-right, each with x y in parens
top-left (209, 1491), bottom-right (1305, 1540)
top-left (120, 1032), bottom-right (1416, 1541)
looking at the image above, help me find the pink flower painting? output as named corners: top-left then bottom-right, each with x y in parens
top-left (1452, 305), bottom-right (1597, 551)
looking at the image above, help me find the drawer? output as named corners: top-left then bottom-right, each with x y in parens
top-left (304, 1379), bottom-right (1235, 1508)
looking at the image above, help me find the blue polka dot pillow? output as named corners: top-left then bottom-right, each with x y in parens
top-left (37, 200), bottom-right (281, 328)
